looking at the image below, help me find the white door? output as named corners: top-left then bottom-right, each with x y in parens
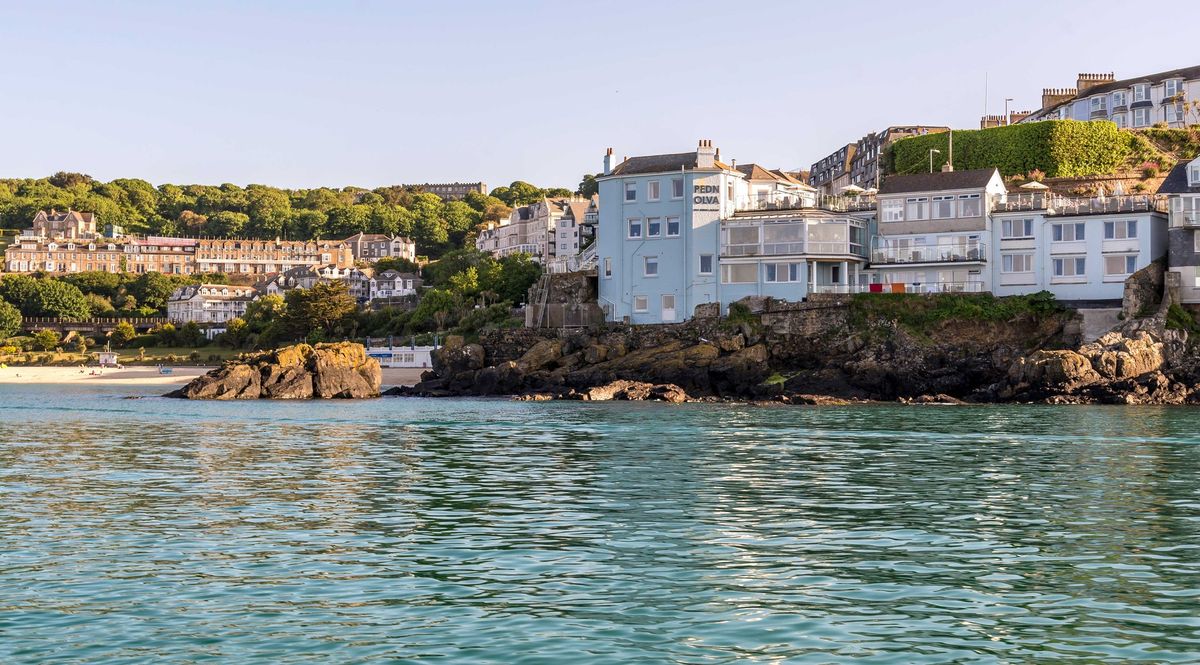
top-left (661, 294), bottom-right (676, 323)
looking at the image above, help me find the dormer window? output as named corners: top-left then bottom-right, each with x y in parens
top-left (1190, 163), bottom-right (1200, 187)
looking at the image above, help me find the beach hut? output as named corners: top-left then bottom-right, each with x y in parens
top-left (97, 351), bottom-right (119, 368)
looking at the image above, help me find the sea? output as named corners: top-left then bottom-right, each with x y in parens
top-left (2, 384), bottom-right (1199, 663)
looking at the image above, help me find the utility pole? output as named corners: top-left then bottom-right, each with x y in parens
top-left (1005, 98), bottom-right (1014, 125)
top-left (929, 149), bottom-right (941, 174)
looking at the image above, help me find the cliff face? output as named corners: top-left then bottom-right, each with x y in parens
top-left (395, 295), bottom-right (1116, 403)
top-left (169, 342), bottom-right (381, 400)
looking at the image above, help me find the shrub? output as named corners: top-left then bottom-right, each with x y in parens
top-left (1166, 304), bottom-right (1200, 335)
top-left (1140, 161), bottom-right (1161, 178)
top-left (111, 321), bottom-right (137, 348)
top-left (33, 329), bottom-right (59, 352)
top-left (890, 120), bottom-right (1131, 178)
top-left (1027, 168), bottom-right (1045, 182)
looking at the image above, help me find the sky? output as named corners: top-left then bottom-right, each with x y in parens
top-left (1, 0), bottom-right (1194, 192)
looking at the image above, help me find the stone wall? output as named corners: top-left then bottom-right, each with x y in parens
top-left (525, 272), bottom-right (605, 328)
top-left (1122, 258), bottom-right (1166, 319)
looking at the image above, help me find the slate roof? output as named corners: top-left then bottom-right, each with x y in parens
top-left (609, 152), bottom-right (733, 176)
top-left (878, 169), bottom-right (998, 195)
top-left (1082, 65), bottom-right (1200, 97)
top-left (1157, 160), bottom-right (1200, 195)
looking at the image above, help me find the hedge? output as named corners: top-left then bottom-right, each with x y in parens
top-left (888, 120), bottom-right (1132, 178)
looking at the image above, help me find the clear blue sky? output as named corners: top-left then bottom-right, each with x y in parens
top-left (1, 0), bottom-right (1194, 191)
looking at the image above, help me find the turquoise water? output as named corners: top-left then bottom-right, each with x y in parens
top-left (2, 385), bottom-right (1200, 663)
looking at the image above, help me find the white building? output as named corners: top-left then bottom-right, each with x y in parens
top-left (342, 233), bottom-right (417, 263)
top-left (475, 197), bottom-right (589, 263)
top-left (1160, 157), bottom-right (1200, 303)
top-left (365, 345), bottom-right (435, 369)
top-left (991, 194), bottom-right (1168, 302)
top-left (167, 284), bottom-right (257, 324)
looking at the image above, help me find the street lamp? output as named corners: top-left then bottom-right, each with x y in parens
top-left (929, 149), bottom-right (941, 173)
top-left (1005, 97), bottom-right (1014, 125)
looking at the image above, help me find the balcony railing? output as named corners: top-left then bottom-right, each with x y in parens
top-left (735, 191), bottom-right (876, 213)
top-left (866, 281), bottom-right (985, 294)
top-left (996, 193), bottom-right (1167, 215)
top-left (870, 242), bottom-right (986, 265)
top-left (1172, 211), bottom-right (1200, 228)
top-left (723, 239), bottom-right (866, 258)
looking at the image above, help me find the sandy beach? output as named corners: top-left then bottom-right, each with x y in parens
top-left (0, 366), bottom-right (426, 387)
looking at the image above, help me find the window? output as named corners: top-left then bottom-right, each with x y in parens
top-left (625, 182), bottom-right (637, 202)
top-left (698, 254), bottom-right (714, 275)
top-left (633, 296), bottom-right (648, 312)
top-left (1167, 103), bottom-right (1184, 124)
top-left (1002, 218), bottom-right (1034, 239)
top-left (1105, 255), bottom-right (1137, 276)
top-left (647, 180), bottom-right (660, 201)
top-left (1112, 90), bottom-right (1127, 107)
top-left (1112, 113), bottom-right (1127, 128)
top-left (932, 195), bottom-right (955, 219)
top-left (671, 178), bottom-right (684, 199)
top-left (882, 199), bottom-right (904, 222)
top-left (643, 255), bottom-right (658, 277)
top-left (646, 217), bottom-right (661, 237)
top-left (764, 263), bottom-right (802, 282)
top-left (603, 257), bottom-right (611, 278)
top-left (1052, 222), bottom-right (1086, 242)
top-left (1191, 166), bottom-right (1200, 186)
top-left (666, 216), bottom-right (680, 237)
top-left (721, 264), bottom-right (757, 283)
top-left (1103, 220), bottom-right (1137, 239)
top-left (958, 194), bottom-right (982, 217)
top-left (1053, 256), bottom-right (1086, 277)
top-left (1089, 96), bottom-right (1106, 113)
top-left (627, 218), bottom-right (642, 239)
top-left (905, 197), bottom-right (928, 220)
top-left (1133, 83), bottom-right (1150, 103)
top-left (1002, 253), bottom-right (1033, 273)
top-left (1165, 79), bottom-right (1182, 98)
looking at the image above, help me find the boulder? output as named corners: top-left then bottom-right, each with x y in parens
top-left (581, 379), bottom-right (689, 403)
top-left (169, 342), bottom-right (380, 400)
top-left (517, 339), bottom-right (563, 372)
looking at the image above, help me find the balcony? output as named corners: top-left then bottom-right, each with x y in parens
top-left (864, 281), bottom-right (985, 294)
top-left (996, 193), bottom-right (1167, 216)
top-left (722, 222), bottom-right (867, 259)
top-left (1172, 211), bottom-right (1200, 228)
top-left (735, 191), bottom-right (876, 214)
top-left (870, 242), bottom-right (986, 265)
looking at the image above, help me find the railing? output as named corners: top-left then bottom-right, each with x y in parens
top-left (722, 239), bottom-right (866, 258)
top-left (810, 284), bottom-right (873, 294)
top-left (735, 191), bottom-right (876, 213)
top-left (996, 193), bottom-right (1167, 215)
top-left (866, 281), bottom-right (985, 294)
top-left (1172, 211), bottom-right (1200, 228)
top-left (870, 242), bottom-right (986, 265)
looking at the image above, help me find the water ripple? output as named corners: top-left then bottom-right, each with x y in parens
top-left (1, 385), bottom-right (1199, 663)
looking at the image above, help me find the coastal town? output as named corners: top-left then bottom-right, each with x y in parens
top-left (2, 64), bottom-right (1200, 402)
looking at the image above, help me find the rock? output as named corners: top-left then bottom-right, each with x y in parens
top-left (433, 342), bottom-right (485, 375)
top-left (906, 394), bottom-right (967, 405)
top-left (517, 339), bottom-right (562, 372)
top-left (169, 342), bottom-right (380, 400)
top-left (582, 344), bottom-right (608, 364)
top-left (580, 379), bottom-right (689, 403)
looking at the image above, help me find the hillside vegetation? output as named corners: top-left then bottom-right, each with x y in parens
top-left (888, 120), bottom-right (1199, 180)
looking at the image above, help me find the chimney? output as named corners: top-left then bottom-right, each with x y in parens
top-left (1042, 87), bottom-right (1078, 110)
top-left (603, 147), bottom-right (615, 175)
top-left (696, 139), bottom-right (717, 169)
top-left (1075, 73), bottom-right (1114, 95)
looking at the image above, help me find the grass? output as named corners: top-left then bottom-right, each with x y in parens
top-left (848, 291), bottom-right (1065, 331)
top-left (116, 346), bottom-right (243, 365)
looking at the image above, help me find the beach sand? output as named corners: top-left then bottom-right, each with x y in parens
top-left (0, 366), bottom-right (426, 387)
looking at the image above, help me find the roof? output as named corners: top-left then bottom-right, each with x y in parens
top-left (1082, 65), bottom-right (1200, 97)
top-left (564, 201), bottom-right (590, 222)
top-left (1158, 160), bottom-right (1200, 195)
top-left (170, 284), bottom-right (256, 301)
top-left (609, 152), bottom-right (733, 176)
top-left (878, 168), bottom-right (998, 195)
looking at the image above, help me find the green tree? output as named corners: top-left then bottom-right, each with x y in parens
top-left (442, 200), bottom-right (482, 247)
top-left (0, 275), bottom-right (40, 314)
top-left (284, 281), bottom-right (357, 338)
top-left (85, 293), bottom-right (116, 317)
top-left (577, 173), bottom-right (600, 198)
top-left (544, 187), bottom-right (573, 198)
top-left (222, 317), bottom-right (249, 347)
top-left (244, 293), bottom-right (286, 330)
top-left (32, 280), bottom-right (91, 320)
top-left (373, 257), bottom-right (419, 273)
top-left (110, 321), bottom-right (137, 347)
top-left (496, 253), bottom-right (543, 305)
top-left (246, 185), bottom-right (293, 237)
top-left (206, 211), bottom-right (250, 237)
top-left (34, 329), bottom-right (60, 351)
top-left (131, 272), bottom-right (177, 312)
top-left (0, 299), bottom-right (21, 339)
top-left (448, 266), bottom-right (481, 297)
top-left (411, 288), bottom-right (461, 332)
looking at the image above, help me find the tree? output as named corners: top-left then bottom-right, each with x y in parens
top-left (85, 293), bottom-right (116, 317)
top-left (222, 317), bottom-right (249, 347)
top-left (448, 266), bottom-right (480, 298)
top-left (206, 211), bottom-right (249, 237)
top-left (246, 185), bottom-right (292, 237)
top-left (496, 253), bottom-right (543, 305)
top-left (177, 210), bottom-right (209, 236)
top-left (110, 321), bottom-right (137, 348)
top-left (0, 275), bottom-right (39, 314)
top-left (442, 200), bottom-right (482, 247)
top-left (491, 181), bottom-right (544, 207)
top-left (0, 299), bottom-right (21, 339)
top-left (34, 329), bottom-right (60, 352)
top-left (284, 281), bottom-right (357, 338)
top-left (32, 280), bottom-right (91, 320)
top-left (373, 257), bottom-right (419, 273)
top-left (130, 272), bottom-right (177, 312)
top-left (412, 288), bottom-right (461, 332)
top-left (244, 293), bottom-right (286, 330)
top-left (577, 173), bottom-right (600, 198)
top-left (47, 171), bottom-right (95, 189)
top-left (544, 187), bottom-right (573, 198)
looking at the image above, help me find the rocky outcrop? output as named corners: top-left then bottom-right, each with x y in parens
top-left (168, 342), bottom-right (381, 400)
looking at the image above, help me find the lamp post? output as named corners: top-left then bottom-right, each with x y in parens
top-left (1005, 98), bottom-right (1014, 125)
top-left (929, 149), bottom-right (941, 173)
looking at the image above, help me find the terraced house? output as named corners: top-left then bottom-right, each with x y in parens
top-left (1160, 156), bottom-right (1200, 304)
top-left (1018, 66), bottom-right (1200, 128)
top-left (597, 141), bottom-right (874, 324)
